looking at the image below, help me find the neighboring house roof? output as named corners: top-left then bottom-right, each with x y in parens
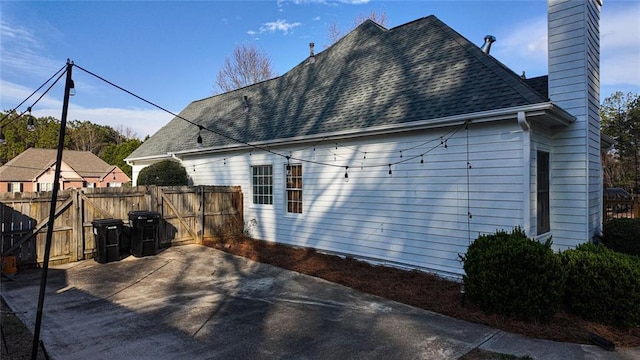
top-left (0, 148), bottom-right (121, 182)
top-left (128, 16), bottom-right (563, 160)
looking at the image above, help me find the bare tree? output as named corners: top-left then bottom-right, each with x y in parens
top-left (215, 44), bottom-right (277, 93)
top-left (326, 11), bottom-right (388, 47)
top-left (114, 124), bottom-right (138, 143)
top-left (326, 21), bottom-right (342, 46)
top-left (353, 11), bottom-right (388, 29)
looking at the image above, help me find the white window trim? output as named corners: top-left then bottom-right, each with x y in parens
top-left (284, 163), bottom-right (303, 217)
top-left (250, 164), bottom-right (274, 209)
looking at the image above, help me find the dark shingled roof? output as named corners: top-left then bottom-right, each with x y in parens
top-left (0, 148), bottom-right (116, 181)
top-left (128, 15), bottom-right (548, 160)
top-left (524, 76), bottom-right (549, 100)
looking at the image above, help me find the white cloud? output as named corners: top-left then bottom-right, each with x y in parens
top-left (1, 80), bottom-right (172, 139)
top-left (492, 16), bottom-right (548, 76)
top-left (313, 16), bottom-right (321, 21)
top-left (600, 4), bottom-right (640, 86)
top-left (0, 20), bottom-right (62, 80)
top-left (247, 30), bottom-right (257, 36)
top-left (259, 19), bottom-right (302, 35)
top-left (490, 3), bottom-right (640, 89)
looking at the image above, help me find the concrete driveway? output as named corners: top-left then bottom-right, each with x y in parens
top-left (1, 245), bottom-right (635, 359)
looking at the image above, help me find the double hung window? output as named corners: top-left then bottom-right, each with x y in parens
top-left (537, 151), bottom-right (550, 234)
top-left (286, 164), bottom-right (302, 214)
top-left (252, 165), bottom-right (273, 205)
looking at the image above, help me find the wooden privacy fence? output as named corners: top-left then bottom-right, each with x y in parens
top-left (1, 185), bottom-right (243, 267)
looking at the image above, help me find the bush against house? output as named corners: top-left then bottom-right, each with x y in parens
top-left (460, 228), bottom-right (565, 322)
top-left (462, 228), bottom-right (640, 329)
top-left (561, 243), bottom-right (640, 329)
top-left (137, 160), bottom-right (189, 186)
top-left (602, 218), bottom-right (640, 256)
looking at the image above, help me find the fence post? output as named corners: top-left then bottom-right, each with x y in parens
top-left (196, 186), bottom-right (204, 244)
top-left (73, 189), bottom-right (81, 261)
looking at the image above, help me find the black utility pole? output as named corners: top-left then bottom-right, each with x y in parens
top-left (31, 59), bottom-right (74, 360)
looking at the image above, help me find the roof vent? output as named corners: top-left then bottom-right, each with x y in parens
top-left (308, 42), bottom-right (315, 64)
top-left (480, 35), bottom-right (496, 54)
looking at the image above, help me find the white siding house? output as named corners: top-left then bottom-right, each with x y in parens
top-left (127, 0), bottom-right (602, 278)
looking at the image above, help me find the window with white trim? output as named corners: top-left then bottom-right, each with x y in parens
top-left (252, 165), bottom-right (273, 205)
top-left (8, 182), bottom-right (22, 193)
top-left (38, 183), bottom-right (52, 192)
top-left (286, 164), bottom-right (302, 214)
top-left (537, 151), bottom-right (550, 234)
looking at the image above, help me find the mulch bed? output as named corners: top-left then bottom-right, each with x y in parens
top-left (202, 236), bottom-right (640, 348)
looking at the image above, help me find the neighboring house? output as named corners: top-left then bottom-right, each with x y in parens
top-left (0, 148), bottom-right (130, 193)
top-left (126, 0), bottom-right (602, 277)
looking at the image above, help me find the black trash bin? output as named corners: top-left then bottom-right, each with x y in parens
top-left (128, 211), bottom-right (160, 257)
top-left (92, 218), bottom-right (124, 263)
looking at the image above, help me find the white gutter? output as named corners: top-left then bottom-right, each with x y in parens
top-left (128, 102), bottom-right (575, 161)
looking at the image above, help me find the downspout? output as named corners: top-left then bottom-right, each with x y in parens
top-left (518, 111), bottom-right (531, 236)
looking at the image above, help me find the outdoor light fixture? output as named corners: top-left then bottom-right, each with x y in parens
top-left (196, 125), bottom-right (203, 147)
top-left (26, 107), bottom-right (35, 132)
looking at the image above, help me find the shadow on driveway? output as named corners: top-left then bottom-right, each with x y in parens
top-left (2, 244), bottom-right (499, 359)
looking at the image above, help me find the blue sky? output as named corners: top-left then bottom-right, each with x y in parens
top-left (1, 0), bottom-right (639, 139)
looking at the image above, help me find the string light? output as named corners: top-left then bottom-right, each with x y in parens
top-left (196, 125), bottom-right (203, 147)
top-left (66, 62), bottom-right (471, 180)
top-left (11, 61), bottom-right (477, 261)
top-left (26, 107), bottom-right (35, 132)
top-left (344, 166), bottom-right (349, 182)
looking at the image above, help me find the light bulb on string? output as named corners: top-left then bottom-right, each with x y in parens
top-left (26, 107), bottom-right (35, 132)
top-left (344, 166), bottom-right (349, 182)
top-left (400, 151), bottom-right (403, 158)
top-left (196, 125), bottom-right (203, 147)
top-left (420, 154), bottom-right (424, 164)
top-left (388, 164), bottom-right (392, 176)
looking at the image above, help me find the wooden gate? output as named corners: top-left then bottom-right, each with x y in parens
top-left (1, 186), bottom-right (242, 267)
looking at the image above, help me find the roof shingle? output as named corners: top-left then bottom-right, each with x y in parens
top-left (128, 15), bottom-right (548, 160)
top-left (0, 148), bottom-right (115, 181)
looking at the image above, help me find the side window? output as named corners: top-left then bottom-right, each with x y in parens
top-left (38, 183), bottom-right (53, 192)
top-left (9, 182), bottom-right (22, 193)
top-left (286, 164), bottom-right (302, 214)
top-left (537, 151), bottom-right (550, 234)
top-left (252, 165), bottom-right (273, 205)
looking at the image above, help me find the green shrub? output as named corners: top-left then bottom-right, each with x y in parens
top-left (461, 228), bottom-right (564, 322)
top-left (602, 218), bottom-right (640, 256)
top-left (137, 160), bottom-right (189, 186)
top-left (561, 243), bottom-right (640, 328)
